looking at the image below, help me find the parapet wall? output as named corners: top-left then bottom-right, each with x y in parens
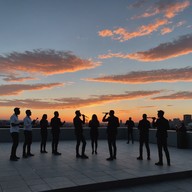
top-left (1, 127), bottom-right (192, 148)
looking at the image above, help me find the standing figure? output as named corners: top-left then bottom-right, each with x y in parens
top-left (125, 117), bottom-right (135, 144)
top-left (102, 110), bottom-right (120, 161)
top-left (152, 110), bottom-right (170, 166)
top-left (10, 107), bottom-right (21, 161)
top-left (23, 110), bottom-right (36, 158)
top-left (50, 111), bottom-right (65, 155)
top-left (137, 114), bottom-right (151, 160)
top-left (40, 114), bottom-right (49, 153)
top-left (89, 114), bottom-right (100, 154)
top-left (73, 110), bottom-right (88, 159)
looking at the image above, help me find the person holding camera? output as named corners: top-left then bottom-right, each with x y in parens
top-left (102, 110), bottom-right (120, 161)
top-left (73, 110), bottom-right (88, 159)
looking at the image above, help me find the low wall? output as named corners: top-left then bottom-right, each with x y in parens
top-left (0, 127), bottom-right (192, 148)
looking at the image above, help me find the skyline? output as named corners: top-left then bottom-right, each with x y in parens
top-left (0, 0), bottom-right (192, 122)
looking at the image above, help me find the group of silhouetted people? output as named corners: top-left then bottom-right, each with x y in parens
top-left (125, 110), bottom-right (170, 166)
top-left (9, 107), bottom-right (171, 166)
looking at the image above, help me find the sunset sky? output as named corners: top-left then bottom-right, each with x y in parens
top-left (0, 0), bottom-right (192, 123)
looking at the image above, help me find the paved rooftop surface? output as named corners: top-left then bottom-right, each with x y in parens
top-left (0, 140), bottom-right (192, 192)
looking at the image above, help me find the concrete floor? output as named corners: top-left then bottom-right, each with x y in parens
top-left (0, 140), bottom-right (192, 192)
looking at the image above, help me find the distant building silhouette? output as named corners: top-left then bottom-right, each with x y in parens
top-left (183, 114), bottom-right (192, 125)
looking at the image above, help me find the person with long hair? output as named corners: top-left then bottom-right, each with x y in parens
top-left (40, 114), bottom-right (49, 153)
top-left (89, 114), bottom-right (100, 154)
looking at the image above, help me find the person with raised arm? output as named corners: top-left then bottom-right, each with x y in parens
top-left (102, 110), bottom-right (120, 161)
top-left (73, 110), bottom-right (88, 159)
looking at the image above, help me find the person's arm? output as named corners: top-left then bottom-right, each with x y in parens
top-left (102, 113), bottom-right (108, 122)
top-left (152, 117), bottom-right (157, 128)
top-left (81, 115), bottom-right (85, 124)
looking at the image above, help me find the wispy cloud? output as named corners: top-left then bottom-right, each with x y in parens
top-left (152, 91), bottom-right (192, 100)
top-left (99, 1), bottom-right (189, 42)
top-left (132, 0), bottom-right (190, 19)
top-left (0, 75), bottom-right (36, 82)
top-left (128, 33), bottom-right (192, 61)
top-left (99, 33), bottom-right (192, 61)
top-left (160, 21), bottom-right (186, 35)
top-left (160, 27), bottom-right (173, 35)
top-left (129, 0), bottom-right (148, 8)
top-left (0, 49), bottom-right (100, 79)
top-left (86, 67), bottom-right (192, 84)
top-left (0, 83), bottom-right (64, 96)
top-left (98, 19), bottom-right (168, 42)
top-left (0, 91), bottom-right (161, 109)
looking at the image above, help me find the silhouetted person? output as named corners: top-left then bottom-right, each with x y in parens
top-left (50, 111), bottom-right (65, 155)
top-left (73, 110), bottom-right (88, 159)
top-left (89, 114), bottom-right (100, 154)
top-left (152, 110), bottom-right (170, 166)
top-left (10, 107), bottom-right (21, 161)
top-left (177, 121), bottom-right (187, 149)
top-left (40, 114), bottom-right (49, 153)
top-left (177, 121), bottom-right (187, 133)
top-left (125, 117), bottom-right (135, 144)
top-left (137, 114), bottom-right (151, 160)
top-left (23, 110), bottom-right (36, 158)
top-left (102, 110), bottom-right (120, 161)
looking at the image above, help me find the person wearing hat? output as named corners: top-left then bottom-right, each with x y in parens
top-left (152, 110), bottom-right (170, 166)
top-left (10, 107), bottom-right (21, 161)
top-left (73, 110), bottom-right (88, 159)
top-left (102, 110), bottom-right (120, 161)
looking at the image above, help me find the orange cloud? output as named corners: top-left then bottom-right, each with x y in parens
top-left (161, 27), bottom-right (173, 35)
top-left (132, 0), bottom-right (190, 19)
top-left (152, 91), bottom-right (192, 100)
top-left (86, 67), bottom-right (192, 84)
top-left (128, 33), bottom-right (192, 61)
top-left (0, 49), bottom-right (100, 78)
top-left (98, 29), bottom-right (113, 37)
top-left (0, 83), bottom-right (64, 96)
top-left (98, 19), bottom-right (168, 42)
top-left (0, 90), bottom-right (161, 109)
top-left (99, 33), bottom-right (192, 61)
